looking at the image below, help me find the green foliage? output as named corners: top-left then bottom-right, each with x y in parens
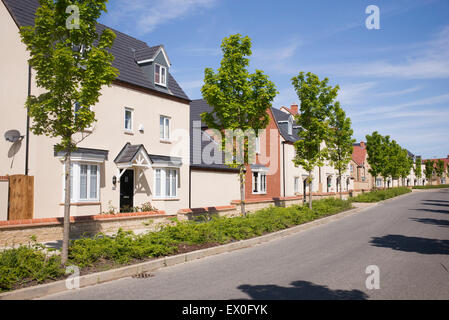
top-left (200, 34), bottom-right (277, 168)
top-left (351, 187), bottom-right (411, 203)
top-left (0, 242), bottom-right (65, 292)
top-left (435, 159), bottom-right (445, 180)
top-left (1, 198), bottom-right (355, 292)
top-left (292, 72), bottom-right (339, 174)
top-left (19, 0), bottom-right (119, 152)
top-left (327, 104), bottom-right (355, 193)
top-left (413, 184), bottom-right (449, 189)
top-left (424, 160), bottom-right (435, 180)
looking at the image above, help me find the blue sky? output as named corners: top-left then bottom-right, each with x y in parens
top-left (99, 0), bottom-right (449, 159)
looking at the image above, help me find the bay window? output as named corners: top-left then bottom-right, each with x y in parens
top-left (154, 168), bottom-right (178, 198)
top-left (64, 162), bottom-right (100, 202)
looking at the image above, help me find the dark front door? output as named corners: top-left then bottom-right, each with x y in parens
top-left (120, 169), bottom-right (134, 211)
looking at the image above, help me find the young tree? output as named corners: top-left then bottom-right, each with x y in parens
top-left (424, 160), bottom-right (435, 185)
top-left (20, 0), bottom-right (119, 264)
top-left (435, 159), bottom-right (445, 184)
top-left (399, 148), bottom-right (413, 186)
top-left (328, 105), bottom-right (355, 199)
top-left (201, 34), bottom-right (277, 216)
top-left (414, 156), bottom-right (422, 185)
top-left (292, 72), bottom-right (339, 209)
top-left (387, 140), bottom-right (402, 187)
top-left (366, 131), bottom-right (387, 189)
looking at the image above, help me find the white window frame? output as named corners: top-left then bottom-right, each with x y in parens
top-left (153, 168), bottom-right (178, 199)
top-left (294, 176), bottom-right (300, 194)
top-left (160, 115), bottom-right (170, 141)
top-left (255, 136), bottom-right (260, 154)
top-left (62, 162), bottom-right (100, 203)
top-left (155, 63), bottom-right (167, 86)
top-left (124, 107), bottom-right (133, 132)
top-left (252, 170), bottom-right (267, 195)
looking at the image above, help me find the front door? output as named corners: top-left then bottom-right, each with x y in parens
top-left (120, 169), bottom-right (134, 211)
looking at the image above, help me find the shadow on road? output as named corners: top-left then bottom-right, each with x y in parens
top-left (237, 280), bottom-right (368, 300)
top-left (410, 218), bottom-right (449, 228)
top-left (370, 235), bottom-right (449, 255)
top-left (410, 208), bottom-right (449, 214)
top-left (421, 202), bottom-right (449, 207)
top-left (423, 199), bottom-right (449, 204)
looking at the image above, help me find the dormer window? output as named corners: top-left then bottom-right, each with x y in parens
top-left (155, 64), bottom-right (167, 86)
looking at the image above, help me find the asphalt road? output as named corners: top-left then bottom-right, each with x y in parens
top-left (43, 189), bottom-right (449, 300)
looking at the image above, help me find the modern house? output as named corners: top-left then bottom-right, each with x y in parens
top-left (1, 0), bottom-right (191, 220)
top-left (189, 99), bottom-right (240, 208)
top-left (423, 156), bottom-right (449, 185)
top-left (350, 141), bottom-right (373, 189)
top-left (190, 99), bottom-right (282, 206)
top-left (276, 105), bottom-right (353, 197)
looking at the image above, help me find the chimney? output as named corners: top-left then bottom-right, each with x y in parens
top-left (290, 104), bottom-right (298, 115)
top-left (360, 141), bottom-right (365, 148)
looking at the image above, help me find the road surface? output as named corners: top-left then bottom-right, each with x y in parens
top-left (42, 189), bottom-right (449, 300)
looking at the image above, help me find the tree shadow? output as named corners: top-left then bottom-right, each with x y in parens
top-left (410, 217), bottom-right (449, 228)
top-left (423, 200), bottom-right (449, 203)
top-left (421, 202), bottom-right (449, 207)
top-left (237, 280), bottom-right (368, 300)
top-left (370, 235), bottom-right (449, 255)
top-left (410, 208), bottom-right (449, 215)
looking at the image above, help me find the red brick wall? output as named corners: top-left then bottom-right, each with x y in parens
top-left (245, 108), bottom-right (281, 201)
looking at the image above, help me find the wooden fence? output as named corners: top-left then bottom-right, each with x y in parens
top-left (7, 175), bottom-right (34, 220)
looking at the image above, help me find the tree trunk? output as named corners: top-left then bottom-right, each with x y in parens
top-left (308, 171), bottom-right (312, 210)
top-left (61, 151), bottom-right (71, 265)
top-left (239, 165), bottom-right (246, 217)
top-left (339, 170), bottom-right (342, 200)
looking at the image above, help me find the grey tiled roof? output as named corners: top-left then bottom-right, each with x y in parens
top-left (271, 107), bottom-right (301, 143)
top-left (114, 143), bottom-right (182, 166)
top-left (2, 0), bottom-right (189, 101)
top-left (190, 99), bottom-right (238, 172)
top-left (114, 143), bottom-right (149, 164)
top-left (134, 46), bottom-right (162, 62)
top-left (54, 147), bottom-right (109, 160)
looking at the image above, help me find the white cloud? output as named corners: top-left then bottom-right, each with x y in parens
top-left (307, 25), bottom-right (449, 79)
top-left (105, 0), bottom-right (217, 34)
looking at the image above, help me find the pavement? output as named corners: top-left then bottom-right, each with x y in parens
top-left (41, 189), bottom-right (449, 300)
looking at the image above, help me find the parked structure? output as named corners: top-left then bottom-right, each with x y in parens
top-left (1, 0), bottom-right (191, 220)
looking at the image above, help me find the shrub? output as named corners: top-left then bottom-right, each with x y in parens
top-left (351, 187), bottom-right (411, 203)
top-left (413, 184), bottom-right (449, 189)
top-left (0, 242), bottom-right (65, 292)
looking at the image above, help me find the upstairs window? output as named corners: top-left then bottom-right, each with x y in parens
top-left (155, 64), bottom-right (167, 86)
top-left (124, 108), bottom-right (133, 131)
top-left (160, 115), bottom-right (170, 141)
top-left (255, 136), bottom-right (260, 154)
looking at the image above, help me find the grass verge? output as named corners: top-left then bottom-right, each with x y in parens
top-left (350, 187), bottom-right (411, 203)
top-left (412, 184), bottom-right (449, 189)
top-left (0, 198), bottom-right (352, 293)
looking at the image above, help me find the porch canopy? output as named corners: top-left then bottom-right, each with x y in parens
top-left (114, 143), bottom-right (182, 179)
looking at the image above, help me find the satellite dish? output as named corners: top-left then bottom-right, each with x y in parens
top-left (4, 130), bottom-right (23, 143)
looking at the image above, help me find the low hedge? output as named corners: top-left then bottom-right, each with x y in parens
top-left (350, 187), bottom-right (412, 203)
top-left (413, 184), bottom-right (449, 189)
top-left (0, 198), bottom-right (352, 292)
